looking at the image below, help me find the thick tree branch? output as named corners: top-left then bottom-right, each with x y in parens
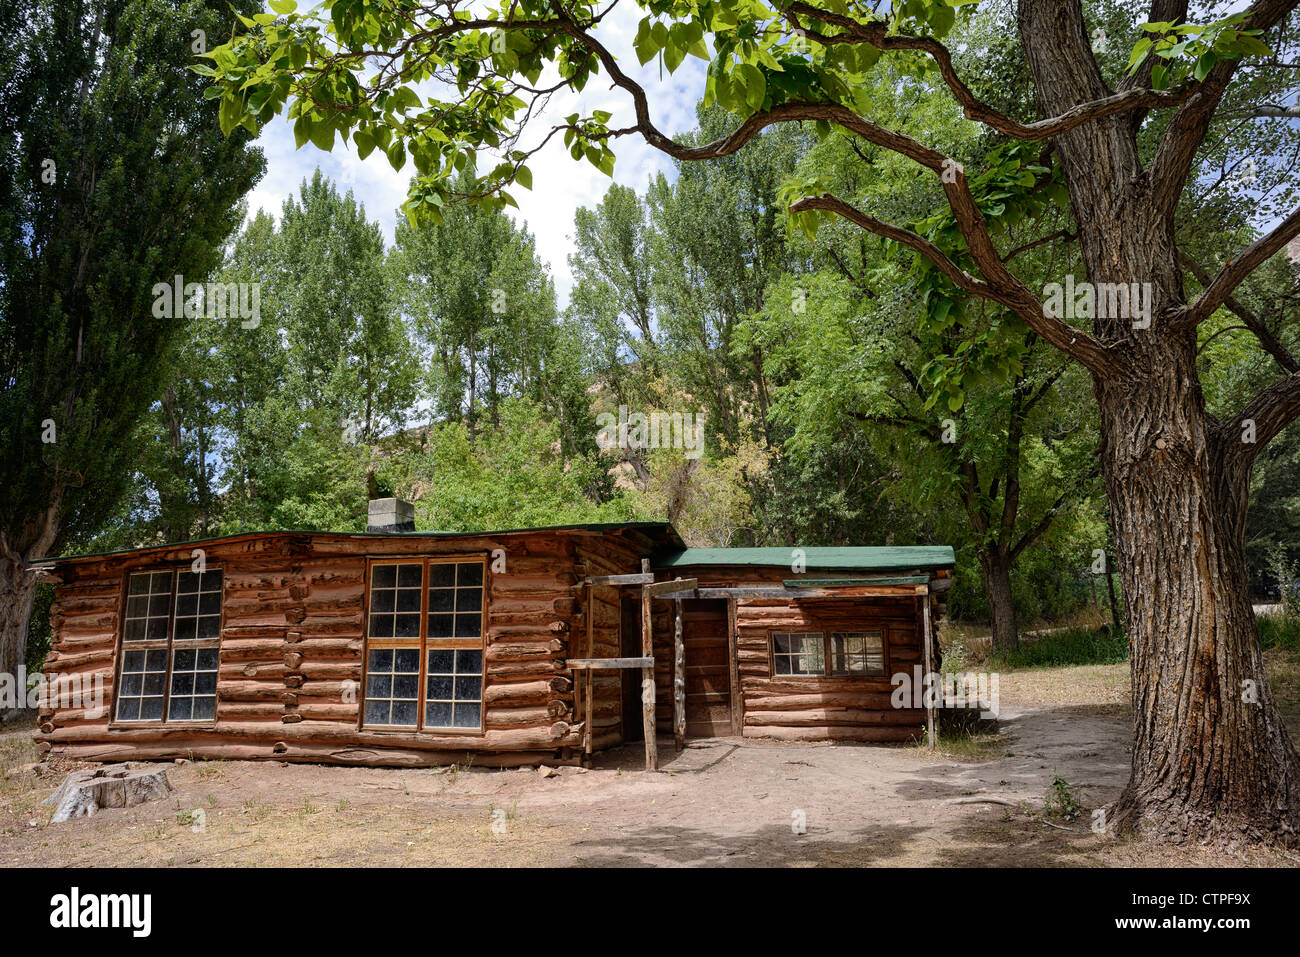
top-left (782, 2), bottom-right (1192, 140)
top-left (1178, 204), bottom-right (1300, 328)
top-left (789, 193), bottom-right (1116, 375)
top-left (1224, 370), bottom-right (1300, 464)
top-left (1149, 0), bottom-right (1300, 220)
top-left (1179, 251), bottom-right (1300, 371)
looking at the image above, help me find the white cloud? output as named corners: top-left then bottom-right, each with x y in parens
top-left (244, 2), bottom-right (709, 307)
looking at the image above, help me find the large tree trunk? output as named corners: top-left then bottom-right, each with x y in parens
top-left (980, 549), bottom-right (1019, 650)
top-left (0, 504), bottom-right (61, 702)
top-left (1016, 0), bottom-right (1300, 846)
top-left (1096, 340), bottom-right (1300, 844)
top-left (0, 555), bottom-right (39, 687)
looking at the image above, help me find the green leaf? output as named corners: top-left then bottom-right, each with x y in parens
top-left (1127, 36), bottom-right (1153, 73)
top-left (308, 117), bottom-right (335, 151)
top-left (1193, 51), bottom-right (1216, 81)
top-left (735, 63), bottom-right (765, 112)
top-left (515, 165), bottom-right (532, 189)
top-left (386, 139), bottom-right (406, 171)
top-left (353, 128), bottom-right (375, 159)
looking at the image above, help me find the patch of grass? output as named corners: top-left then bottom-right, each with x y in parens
top-left (986, 626), bottom-right (1129, 670)
top-left (1258, 609), bottom-right (1300, 652)
top-left (922, 730), bottom-right (1005, 761)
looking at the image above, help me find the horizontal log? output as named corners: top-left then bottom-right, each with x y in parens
top-left (568, 657), bottom-right (653, 670)
top-left (744, 708), bottom-right (922, 726)
top-left (40, 720), bottom-right (580, 750)
top-left (44, 741), bottom-right (580, 768)
top-left (743, 724), bottom-right (920, 742)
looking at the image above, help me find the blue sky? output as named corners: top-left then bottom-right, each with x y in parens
top-left (240, 2), bottom-right (708, 307)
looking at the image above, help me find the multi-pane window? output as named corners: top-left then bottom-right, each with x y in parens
top-left (365, 648), bottom-right (421, 727)
top-left (123, 572), bottom-right (172, 641)
top-left (772, 632), bottom-right (824, 676)
top-left (363, 559), bottom-right (486, 731)
top-left (115, 568), bottom-right (223, 722)
top-left (773, 630), bottom-right (886, 677)
top-left (425, 648), bottom-right (483, 729)
top-left (831, 632), bottom-right (885, 675)
top-left (116, 649), bottom-right (168, 721)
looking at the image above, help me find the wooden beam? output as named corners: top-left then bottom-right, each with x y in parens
top-left (921, 588), bottom-right (937, 751)
top-left (641, 559), bottom-right (657, 771)
top-left (646, 577), bottom-right (699, 597)
top-left (673, 597), bottom-right (685, 752)
top-left (692, 584), bottom-right (927, 599)
top-left (584, 573), bottom-right (654, 586)
top-left (568, 657), bottom-right (654, 670)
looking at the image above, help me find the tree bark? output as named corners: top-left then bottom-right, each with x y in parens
top-left (1097, 346), bottom-right (1300, 843)
top-left (1015, 0), bottom-right (1300, 844)
top-left (980, 549), bottom-right (1019, 650)
top-left (0, 503), bottom-right (60, 698)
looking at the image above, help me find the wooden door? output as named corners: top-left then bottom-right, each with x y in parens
top-left (681, 599), bottom-right (732, 737)
top-left (620, 598), bottom-right (643, 742)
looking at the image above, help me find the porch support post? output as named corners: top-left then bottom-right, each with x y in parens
top-left (673, 597), bottom-right (685, 752)
top-left (921, 586), bottom-right (937, 750)
top-left (640, 559), bottom-right (658, 771)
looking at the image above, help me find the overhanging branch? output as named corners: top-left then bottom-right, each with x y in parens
top-left (1178, 204), bottom-right (1300, 328)
top-left (789, 194), bottom-right (1116, 375)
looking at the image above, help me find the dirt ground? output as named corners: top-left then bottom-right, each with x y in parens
top-left (3, 654), bottom-right (1299, 867)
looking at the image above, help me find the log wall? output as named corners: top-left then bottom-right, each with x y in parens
top-left (651, 564), bottom-right (944, 744)
top-left (38, 529), bottom-right (653, 766)
top-left (39, 537), bottom-right (949, 763)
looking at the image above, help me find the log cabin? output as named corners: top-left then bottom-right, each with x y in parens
top-left (34, 499), bottom-right (954, 769)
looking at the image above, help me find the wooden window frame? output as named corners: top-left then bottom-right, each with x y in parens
top-left (360, 555), bottom-right (487, 736)
top-left (768, 628), bottom-right (889, 679)
top-left (109, 566), bottom-right (224, 729)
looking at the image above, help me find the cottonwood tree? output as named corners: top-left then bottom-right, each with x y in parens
top-left (0, 0), bottom-right (264, 686)
top-left (208, 0), bottom-right (1300, 844)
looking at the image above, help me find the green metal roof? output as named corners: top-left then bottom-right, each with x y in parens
top-left (655, 546), bottom-right (955, 572)
top-left (782, 576), bottom-right (931, 587)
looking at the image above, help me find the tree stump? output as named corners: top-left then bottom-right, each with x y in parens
top-left (44, 764), bottom-right (171, 823)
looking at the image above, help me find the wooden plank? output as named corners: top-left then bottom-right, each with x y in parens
top-left (673, 598), bottom-right (685, 751)
top-left (646, 577), bottom-right (699, 597)
top-left (584, 573), bottom-right (654, 586)
top-left (584, 582), bottom-right (593, 761)
top-left (921, 589), bottom-right (936, 750)
top-left (568, 657), bottom-right (655, 669)
top-left (727, 596), bottom-right (742, 736)
top-left (640, 559), bottom-right (657, 771)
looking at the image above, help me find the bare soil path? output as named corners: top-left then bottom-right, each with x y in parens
top-left (3, 657), bottom-right (1297, 866)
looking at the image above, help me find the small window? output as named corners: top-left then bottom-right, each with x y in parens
top-left (425, 648), bottom-right (483, 729)
top-left (831, 632), bottom-right (885, 676)
top-left (772, 630), bottom-right (887, 678)
top-left (123, 572), bottom-right (172, 641)
top-left (364, 647), bottom-right (421, 727)
top-left (115, 568), bottom-right (223, 723)
top-left (773, 632), bottom-right (825, 676)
